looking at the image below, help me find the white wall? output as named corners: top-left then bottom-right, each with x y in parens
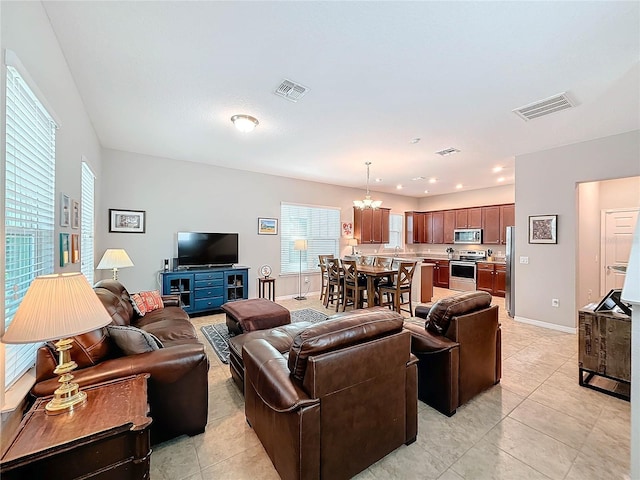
top-left (515, 130), bottom-right (640, 331)
top-left (99, 149), bottom-right (419, 296)
top-left (417, 184), bottom-right (515, 211)
top-left (0, 0), bottom-right (103, 437)
top-left (577, 182), bottom-right (601, 309)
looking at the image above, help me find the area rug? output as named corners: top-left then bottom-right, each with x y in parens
top-left (201, 308), bottom-right (329, 364)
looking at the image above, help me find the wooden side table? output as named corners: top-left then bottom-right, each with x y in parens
top-left (1, 374), bottom-right (152, 480)
top-left (258, 277), bottom-right (276, 301)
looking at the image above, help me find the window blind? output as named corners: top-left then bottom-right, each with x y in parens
top-left (4, 65), bottom-right (56, 388)
top-left (385, 213), bottom-right (403, 249)
top-left (80, 162), bottom-right (95, 284)
top-left (280, 203), bottom-right (340, 275)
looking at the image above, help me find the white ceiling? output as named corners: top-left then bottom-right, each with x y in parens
top-left (43, 1), bottom-right (640, 198)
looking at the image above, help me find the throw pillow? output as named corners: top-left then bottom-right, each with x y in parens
top-left (130, 293), bottom-right (147, 316)
top-left (107, 325), bottom-right (164, 355)
top-left (138, 290), bottom-right (164, 312)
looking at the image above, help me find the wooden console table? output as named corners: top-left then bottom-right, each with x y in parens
top-left (578, 307), bottom-right (630, 400)
top-left (1, 374), bottom-right (152, 479)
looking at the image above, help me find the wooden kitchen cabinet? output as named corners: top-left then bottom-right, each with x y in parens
top-left (431, 211), bottom-right (444, 244)
top-left (455, 208), bottom-right (482, 229)
top-left (476, 262), bottom-right (505, 297)
top-left (500, 204), bottom-right (515, 244)
top-left (425, 259), bottom-right (449, 288)
top-left (482, 206), bottom-right (501, 244)
top-left (354, 207), bottom-right (390, 244)
top-left (443, 210), bottom-right (455, 244)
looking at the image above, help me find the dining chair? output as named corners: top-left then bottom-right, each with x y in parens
top-left (324, 258), bottom-right (344, 311)
top-left (318, 254), bottom-right (334, 303)
top-left (341, 260), bottom-right (368, 311)
top-left (379, 261), bottom-right (417, 316)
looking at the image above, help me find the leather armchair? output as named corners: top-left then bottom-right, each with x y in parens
top-left (32, 280), bottom-right (209, 444)
top-left (403, 291), bottom-right (501, 416)
top-left (242, 308), bottom-right (417, 480)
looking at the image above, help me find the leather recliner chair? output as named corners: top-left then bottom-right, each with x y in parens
top-left (242, 308), bottom-right (418, 480)
top-left (403, 291), bottom-right (501, 416)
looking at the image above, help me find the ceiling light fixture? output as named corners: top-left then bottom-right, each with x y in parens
top-left (429, 178), bottom-right (437, 184)
top-left (353, 162), bottom-right (382, 210)
top-left (375, 178), bottom-right (383, 183)
top-left (230, 114), bottom-right (259, 133)
top-left (492, 166), bottom-right (503, 173)
top-left (424, 190), bottom-right (429, 194)
top-left (456, 184), bottom-right (463, 189)
top-left (396, 185), bottom-right (403, 190)
top-left (497, 177), bottom-right (505, 182)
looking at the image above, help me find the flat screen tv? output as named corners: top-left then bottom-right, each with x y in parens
top-left (177, 232), bottom-right (238, 268)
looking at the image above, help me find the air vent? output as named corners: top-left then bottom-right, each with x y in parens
top-left (513, 92), bottom-right (575, 121)
top-left (435, 147), bottom-right (460, 157)
top-left (274, 79), bottom-right (309, 102)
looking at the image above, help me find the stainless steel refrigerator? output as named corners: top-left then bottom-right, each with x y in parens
top-left (505, 226), bottom-right (515, 317)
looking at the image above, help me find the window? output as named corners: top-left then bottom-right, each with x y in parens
top-left (4, 64), bottom-right (56, 388)
top-left (385, 213), bottom-right (403, 249)
top-left (80, 161), bottom-right (95, 284)
top-left (280, 203), bottom-right (340, 274)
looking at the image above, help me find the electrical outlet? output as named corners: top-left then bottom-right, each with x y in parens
top-left (551, 298), bottom-right (559, 307)
top-left (519, 256), bottom-right (529, 264)
top-left (304, 276), bottom-right (309, 284)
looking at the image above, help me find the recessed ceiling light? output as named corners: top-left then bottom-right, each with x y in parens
top-left (497, 177), bottom-right (505, 182)
top-left (435, 147), bottom-right (460, 156)
top-left (411, 176), bottom-right (425, 181)
top-left (375, 178), bottom-right (383, 183)
top-left (410, 138), bottom-right (421, 144)
top-left (456, 184), bottom-right (463, 189)
top-left (230, 114), bottom-right (259, 132)
top-left (396, 185), bottom-right (403, 190)
top-left (492, 166), bottom-right (503, 173)
top-left (424, 190), bottom-right (429, 194)
top-left (429, 178), bottom-right (437, 184)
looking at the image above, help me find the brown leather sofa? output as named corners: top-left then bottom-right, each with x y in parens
top-left (32, 280), bottom-right (209, 444)
top-left (241, 307), bottom-right (418, 480)
top-left (403, 291), bottom-right (501, 416)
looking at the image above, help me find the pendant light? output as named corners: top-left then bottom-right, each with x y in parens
top-left (353, 162), bottom-right (382, 209)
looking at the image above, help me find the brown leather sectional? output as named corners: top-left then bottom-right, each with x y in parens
top-left (230, 307), bottom-right (418, 480)
top-left (31, 280), bottom-right (209, 444)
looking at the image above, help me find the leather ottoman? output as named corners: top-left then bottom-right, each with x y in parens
top-left (222, 298), bottom-right (291, 335)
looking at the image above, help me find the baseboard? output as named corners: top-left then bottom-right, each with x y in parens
top-left (276, 290), bottom-right (320, 301)
top-left (514, 316), bottom-right (577, 334)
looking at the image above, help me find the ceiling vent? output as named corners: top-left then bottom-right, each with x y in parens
top-left (274, 79), bottom-right (309, 102)
top-left (513, 92), bottom-right (575, 121)
top-left (435, 147), bottom-right (460, 157)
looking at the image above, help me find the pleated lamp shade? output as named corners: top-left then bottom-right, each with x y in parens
top-left (96, 249), bottom-right (134, 270)
top-left (1, 273), bottom-right (112, 344)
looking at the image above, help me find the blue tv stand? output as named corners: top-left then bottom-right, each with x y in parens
top-left (161, 266), bottom-right (249, 314)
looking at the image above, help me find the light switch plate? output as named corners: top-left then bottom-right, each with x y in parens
top-left (520, 256), bottom-right (529, 264)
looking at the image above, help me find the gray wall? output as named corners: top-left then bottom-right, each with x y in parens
top-left (515, 130), bottom-right (640, 331)
top-left (99, 149), bottom-right (419, 295)
top-left (1, 0), bottom-right (103, 439)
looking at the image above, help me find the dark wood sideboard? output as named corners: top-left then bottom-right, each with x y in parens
top-left (1, 374), bottom-right (152, 479)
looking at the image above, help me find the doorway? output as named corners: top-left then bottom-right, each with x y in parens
top-left (600, 208), bottom-right (639, 294)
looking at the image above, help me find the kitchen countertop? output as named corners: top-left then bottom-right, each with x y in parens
top-left (357, 253), bottom-right (506, 264)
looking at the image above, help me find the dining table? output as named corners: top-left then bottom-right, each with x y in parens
top-left (355, 264), bottom-right (398, 307)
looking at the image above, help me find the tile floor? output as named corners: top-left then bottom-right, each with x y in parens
top-left (150, 288), bottom-right (631, 480)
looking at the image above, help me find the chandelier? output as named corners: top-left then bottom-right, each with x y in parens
top-left (353, 162), bottom-right (382, 209)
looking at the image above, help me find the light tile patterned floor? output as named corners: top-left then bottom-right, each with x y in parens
top-left (150, 288), bottom-right (631, 480)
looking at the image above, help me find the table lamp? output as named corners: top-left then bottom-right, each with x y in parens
top-left (1, 273), bottom-right (112, 414)
top-left (348, 238), bottom-right (358, 255)
top-left (294, 239), bottom-right (308, 301)
top-left (96, 248), bottom-right (134, 280)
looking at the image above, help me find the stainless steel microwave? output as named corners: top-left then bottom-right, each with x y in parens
top-left (454, 228), bottom-right (482, 244)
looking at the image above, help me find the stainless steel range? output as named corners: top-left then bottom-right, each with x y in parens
top-left (449, 250), bottom-right (486, 291)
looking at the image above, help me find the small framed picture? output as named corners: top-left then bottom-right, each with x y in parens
top-left (60, 193), bottom-right (70, 227)
top-left (109, 209), bottom-right (146, 233)
top-left (71, 234), bottom-right (80, 263)
top-left (342, 221), bottom-right (353, 237)
top-left (529, 214), bottom-right (557, 244)
top-left (60, 233), bottom-right (70, 267)
top-left (71, 200), bottom-right (80, 229)
top-left (258, 217), bottom-right (278, 235)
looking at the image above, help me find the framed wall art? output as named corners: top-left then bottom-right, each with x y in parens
top-left (71, 233), bottom-right (80, 263)
top-left (258, 217), bottom-right (278, 235)
top-left (529, 214), bottom-right (557, 244)
top-left (60, 233), bottom-right (70, 267)
top-left (109, 209), bottom-right (146, 233)
top-left (60, 193), bottom-right (70, 227)
top-left (72, 200), bottom-right (80, 229)
top-left (341, 221), bottom-right (353, 237)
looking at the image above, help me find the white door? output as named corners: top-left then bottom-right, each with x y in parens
top-left (601, 208), bottom-right (639, 294)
